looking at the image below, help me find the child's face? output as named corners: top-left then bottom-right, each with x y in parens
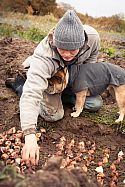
top-left (57, 48), bottom-right (79, 62)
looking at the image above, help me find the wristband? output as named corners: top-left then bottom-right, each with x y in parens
top-left (23, 128), bottom-right (36, 136)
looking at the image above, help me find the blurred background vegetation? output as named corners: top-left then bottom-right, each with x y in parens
top-left (0, 0), bottom-right (125, 32)
top-left (0, 0), bottom-right (125, 55)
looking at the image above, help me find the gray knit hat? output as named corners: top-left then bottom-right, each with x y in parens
top-left (54, 10), bottom-right (85, 50)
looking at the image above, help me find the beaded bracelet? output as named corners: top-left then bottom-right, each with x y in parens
top-left (23, 128), bottom-right (36, 136)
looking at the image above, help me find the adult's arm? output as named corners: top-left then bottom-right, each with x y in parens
top-left (20, 55), bottom-right (55, 165)
top-left (20, 55), bottom-right (55, 131)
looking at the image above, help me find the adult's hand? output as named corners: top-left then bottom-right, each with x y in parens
top-left (22, 134), bottom-right (40, 165)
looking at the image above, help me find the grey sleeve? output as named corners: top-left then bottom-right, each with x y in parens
top-left (20, 56), bottom-right (55, 131)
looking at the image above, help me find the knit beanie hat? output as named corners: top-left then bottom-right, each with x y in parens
top-left (54, 10), bottom-right (85, 50)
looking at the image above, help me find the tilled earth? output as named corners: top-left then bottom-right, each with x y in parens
top-left (0, 37), bottom-right (125, 187)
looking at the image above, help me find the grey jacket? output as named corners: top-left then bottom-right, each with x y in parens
top-left (20, 25), bottom-right (100, 131)
top-left (70, 62), bottom-right (125, 95)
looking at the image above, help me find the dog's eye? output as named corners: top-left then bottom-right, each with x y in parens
top-left (55, 76), bottom-right (63, 84)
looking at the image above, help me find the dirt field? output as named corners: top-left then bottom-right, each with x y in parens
top-left (0, 37), bottom-right (125, 186)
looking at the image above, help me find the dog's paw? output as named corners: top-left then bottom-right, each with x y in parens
top-left (71, 112), bottom-right (80, 118)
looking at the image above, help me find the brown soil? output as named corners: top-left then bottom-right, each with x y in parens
top-left (0, 37), bottom-right (125, 187)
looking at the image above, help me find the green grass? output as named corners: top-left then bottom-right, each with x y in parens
top-left (100, 47), bottom-right (116, 57)
top-left (81, 105), bottom-right (117, 125)
top-left (17, 27), bottom-right (46, 42)
top-left (0, 24), bottom-right (47, 43)
top-left (81, 105), bottom-right (125, 134)
top-left (121, 51), bottom-right (125, 58)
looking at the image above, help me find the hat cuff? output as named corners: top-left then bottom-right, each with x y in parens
top-left (54, 39), bottom-right (85, 50)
